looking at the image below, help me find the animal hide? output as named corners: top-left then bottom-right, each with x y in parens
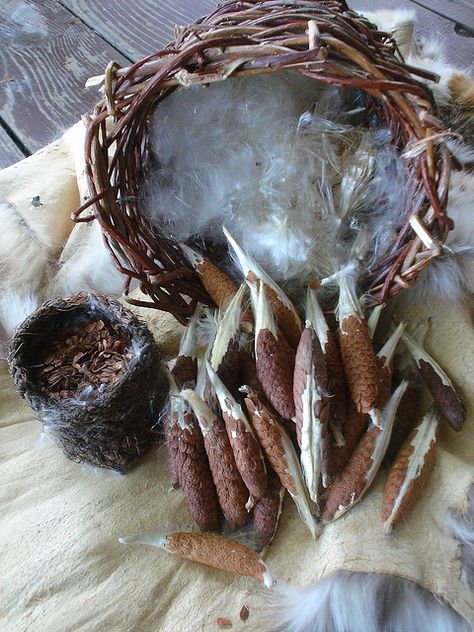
top-left (446, 484), bottom-right (474, 590)
top-left (0, 7), bottom-right (473, 632)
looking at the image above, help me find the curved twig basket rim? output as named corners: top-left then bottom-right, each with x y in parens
top-left (77, 0), bottom-right (452, 323)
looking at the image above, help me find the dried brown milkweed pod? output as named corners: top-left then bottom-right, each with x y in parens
top-left (367, 303), bottom-right (386, 340)
top-left (209, 283), bottom-right (247, 394)
top-left (206, 361), bottom-right (267, 501)
top-left (402, 331), bottom-right (465, 431)
top-left (244, 388), bottom-right (318, 537)
top-left (324, 330), bottom-right (347, 447)
top-left (163, 371), bottom-right (222, 531)
top-left (253, 468), bottom-right (285, 554)
top-left (171, 307), bottom-right (200, 390)
top-left (163, 368), bottom-right (188, 489)
top-left (224, 227), bottom-right (301, 349)
top-left (181, 389), bottom-right (249, 530)
top-left (119, 531), bottom-right (274, 587)
top-left (323, 381), bottom-right (408, 522)
top-left (336, 274), bottom-right (381, 428)
top-left (180, 243), bottom-right (241, 314)
top-left (382, 405), bottom-right (440, 536)
top-left (238, 333), bottom-right (264, 397)
top-left (195, 330), bottom-right (220, 415)
top-left (293, 288), bottom-right (332, 502)
top-left (252, 282), bottom-right (295, 420)
top-left (330, 401), bottom-right (368, 478)
top-left (376, 322), bottom-right (406, 407)
top-left (385, 380), bottom-right (420, 463)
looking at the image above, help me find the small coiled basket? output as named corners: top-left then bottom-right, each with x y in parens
top-left (77, 0), bottom-right (452, 323)
top-left (8, 293), bottom-right (167, 472)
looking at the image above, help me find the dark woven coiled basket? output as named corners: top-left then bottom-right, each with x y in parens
top-left (8, 293), bottom-right (167, 472)
top-left (76, 0), bottom-right (452, 323)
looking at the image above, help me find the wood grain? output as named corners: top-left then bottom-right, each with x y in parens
top-left (59, 0), bottom-right (218, 61)
top-left (412, 0), bottom-right (474, 31)
top-left (0, 125), bottom-right (25, 168)
top-left (0, 0), bottom-right (472, 170)
top-left (350, 0), bottom-right (474, 67)
top-left (0, 0), bottom-right (128, 153)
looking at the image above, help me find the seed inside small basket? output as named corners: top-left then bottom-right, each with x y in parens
top-left (34, 319), bottom-right (133, 399)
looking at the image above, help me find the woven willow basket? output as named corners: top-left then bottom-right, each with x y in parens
top-left (77, 0), bottom-right (452, 323)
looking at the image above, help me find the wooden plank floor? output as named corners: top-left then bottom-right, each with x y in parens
top-left (0, 0), bottom-right (473, 168)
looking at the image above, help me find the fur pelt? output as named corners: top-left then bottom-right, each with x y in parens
top-left (267, 570), bottom-right (470, 632)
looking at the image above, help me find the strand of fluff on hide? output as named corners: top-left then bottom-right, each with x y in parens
top-left (144, 72), bottom-right (410, 299)
top-left (266, 571), bottom-right (470, 632)
top-left (445, 484), bottom-right (474, 589)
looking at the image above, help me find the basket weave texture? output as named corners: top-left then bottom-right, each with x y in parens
top-left (78, 0), bottom-right (452, 322)
top-left (8, 293), bottom-right (167, 472)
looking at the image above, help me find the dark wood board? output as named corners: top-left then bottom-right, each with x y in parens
top-left (349, 0), bottom-right (474, 67)
top-left (59, 0), bottom-right (218, 61)
top-left (0, 0), bottom-right (128, 154)
top-left (412, 0), bottom-right (474, 31)
top-left (0, 125), bottom-right (26, 168)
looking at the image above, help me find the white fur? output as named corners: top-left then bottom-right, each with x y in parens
top-left (49, 222), bottom-right (123, 296)
top-left (0, 287), bottom-right (39, 358)
top-left (267, 572), bottom-right (470, 632)
top-left (0, 200), bottom-right (50, 355)
top-left (0, 204), bottom-right (123, 352)
top-left (445, 485), bottom-right (474, 589)
top-left (0, 200), bottom-right (51, 290)
top-left (361, 9), bottom-right (419, 58)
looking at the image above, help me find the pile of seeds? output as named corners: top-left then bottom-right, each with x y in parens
top-left (35, 319), bottom-right (132, 400)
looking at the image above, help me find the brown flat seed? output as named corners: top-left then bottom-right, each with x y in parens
top-left (217, 618), bottom-right (232, 629)
top-left (34, 318), bottom-right (131, 399)
top-left (240, 606), bottom-right (250, 622)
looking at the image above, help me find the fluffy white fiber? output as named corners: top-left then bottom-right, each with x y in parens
top-left (145, 72), bottom-right (409, 293)
top-left (267, 571), bottom-right (470, 632)
top-left (446, 485), bottom-right (474, 589)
